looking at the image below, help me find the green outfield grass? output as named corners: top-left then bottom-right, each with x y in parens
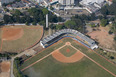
top-left (20, 38), bottom-right (70, 70)
top-left (1, 26), bottom-right (43, 53)
top-left (71, 41), bottom-right (116, 75)
top-left (20, 38), bottom-right (116, 77)
top-left (59, 45), bottom-right (77, 57)
top-left (23, 56), bottom-right (113, 77)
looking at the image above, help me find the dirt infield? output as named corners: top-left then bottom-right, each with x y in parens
top-left (52, 42), bottom-right (84, 63)
top-left (0, 26), bottom-right (43, 53)
top-left (2, 27), bottom-right (24, 41)
top-left (52, 50), bottom-right (84, 63)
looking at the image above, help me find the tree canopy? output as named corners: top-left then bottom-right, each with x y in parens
top-left (100, 1), bottom-right (116, 16)
top-left (100, 19), bottom-right (108, 27)
top-left (64, 20), bottom-right (76, 28)
top-left (42, 8), bottom-right (48, 15)
top-left (3, 7), bottom-right (63, 26)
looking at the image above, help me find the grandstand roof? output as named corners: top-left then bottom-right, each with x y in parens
top-left (41, 29), bottom-right (95, 47)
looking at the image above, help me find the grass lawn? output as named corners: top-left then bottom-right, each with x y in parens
top-left (20, 38), bottom-right (73, 69)
top-left (23, 56), bottom-right (113, 77)
top-left (1, 26), bottom-right (43, 53)
top-left (20, 38), bottom-right (116, 77)
top-left (59, 45), bottom-right (77, 57)
top-left (71, 41), bottom-right (116, 75)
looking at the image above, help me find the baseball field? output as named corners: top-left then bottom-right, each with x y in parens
top-left (20, 38), bottom-right (116, 77)
top-left (0, 25), bottom-right (43, 53)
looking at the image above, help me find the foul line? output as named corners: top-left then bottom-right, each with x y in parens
top-left (21, 52), bottom-right (52, 71)
top-left (21, 44), bottom-right (67, 71)
top-left (21, 42), bottom-right (116, 77)
top-left (70, 45), bottom-right (116, 77)
top-left (21, 38), bottom-right (116, 77)
top-left (74, 40), bottom-right (115, 65)
top-left (0, 28), bottom-right (3, 52)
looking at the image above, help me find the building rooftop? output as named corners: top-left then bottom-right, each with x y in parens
top-left (41, 29), bottom-right (95, 46)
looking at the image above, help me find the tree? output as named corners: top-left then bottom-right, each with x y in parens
top-left (28, 8), bottom-right (40, 16)
top-left (39, 21), bottom-right (45, 26)
top-left (32, 22), bottom-right (37, 25)
top-left (100, 19), bottom-right (108, 27)
top-left (25, 22), bottom-right (29, 25)
top-left (3, 15), bottom-right (14, 23)
top-left (0, 21), bottom-right (4, 26)
top-left (100, 5), bottom-right (109, 16)
top-left (89, 23), bottom-right (96, 27)
top-left (4, 8), bottom-right (9, 12)
top-left (42, 8), bottom-right (48, 15)
top-left (16, 0), bottom-right (21, 2)
top-left (56, 24), bottom-right (63, 30)
top-left (57, 17), bottom-right (63, 22)
top-left (114, 36), bottom-right (116, 41)
top-left (110, 56), bottom-right (115, 59)
top-left (111, 22), bottom-right (116, 33)
top-left (50, 6), bottom-right (54, 10)
top-left (100, 1), bottom-right (116, 15)
top-left (25, 15), bottom-right (32, 23)
top-left (50, 24), bottom-right (56, 29)
top-left (14, 10), bottom-right (22, 16)
top-left (64, 20), bottom-right (76, 28)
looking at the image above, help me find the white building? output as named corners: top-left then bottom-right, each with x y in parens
top-left (58, 0), bottom-right (75, 5)
top-left (40, 29), bottom-right (98, 49)
top-left (80, 0), bottom-right (105, 5)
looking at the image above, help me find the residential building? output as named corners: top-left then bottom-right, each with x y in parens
top-left (80, 0), bottom-right (105, 5)
top-left (0, 0), bottom-right (15, 5)
top-left (58, 0), bottom-right (75, 6)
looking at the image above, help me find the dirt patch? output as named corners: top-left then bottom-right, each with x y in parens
top-left (0, 61), bottom-right (10, 77)
top-left (52, 50), bottom-right (84, 63)
top-left (2, 27), bottom-right (24, 41)
top-left (88, 27), bottom-right (114, 49)
top-left (1, 61), bottom-right (10, 72)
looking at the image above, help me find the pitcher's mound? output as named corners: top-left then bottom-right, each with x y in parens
top-left (2, 28), bottom-right (24, 41)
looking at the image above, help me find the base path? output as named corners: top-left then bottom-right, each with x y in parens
top-left (52, 42), bottom-right (84, 63)
top-left (21, 43), bottom-right (67, 71)
top-left (70, 45), bottom-right (116, 77)
top-left (21, 52), bottom-right (52, 71)
top-left (52, 50), bottom-right (84, 63)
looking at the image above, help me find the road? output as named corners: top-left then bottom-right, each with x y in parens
top-left (99, 46), bottom-right (116, 53)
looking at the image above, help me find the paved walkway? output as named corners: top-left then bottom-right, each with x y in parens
top-left (10, 43), bottom-right (43, 77)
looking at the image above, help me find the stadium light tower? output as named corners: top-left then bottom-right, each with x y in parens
top-left (46, 14), bottom-right (48, 28)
